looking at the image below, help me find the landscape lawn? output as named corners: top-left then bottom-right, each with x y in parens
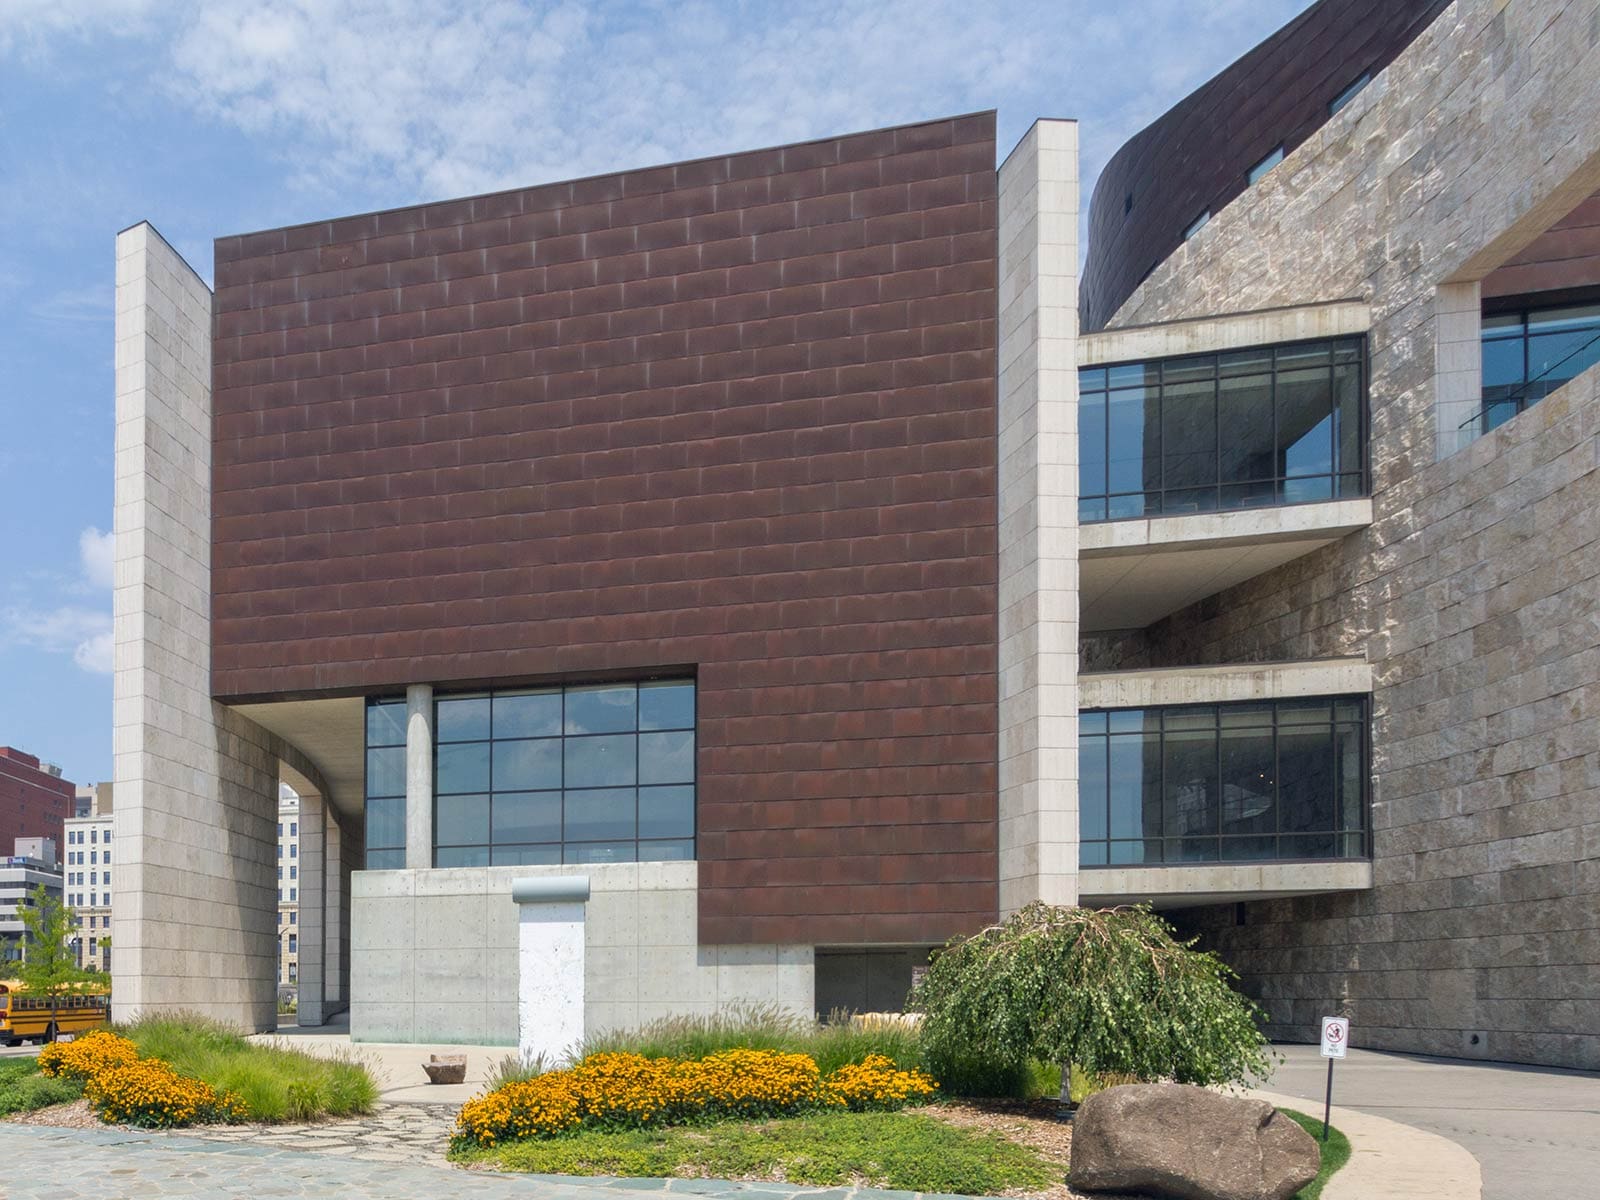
top-left (454, 1108), bottom-right (1060, 1195)
top-left (0, 1056), bottom-right (81, 1116)
top-left (117, 1013), bottom-right (377, 1122)
top-left (1280, 1108), bottom-right (1352, 1200)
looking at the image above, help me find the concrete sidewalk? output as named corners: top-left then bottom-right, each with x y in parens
top-left (1258, 1044), bottom-right (1600, 1200)
top-left (254, 1016), bottom-right (509, 1104)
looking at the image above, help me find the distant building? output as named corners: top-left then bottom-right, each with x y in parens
top-left (0, 837), bottom-right (63, 963)
top-left (0, 748), bottom-right (74, 853)
top-left (277, 787), bottom-right (299, 998)
top-left (63, 784), bottom-right (114, 974)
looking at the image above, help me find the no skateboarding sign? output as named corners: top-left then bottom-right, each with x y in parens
top-left (1320, 1016), bottom-right (1349, 1059)
top-left (1317, 1016), bottom-right (1350, 1140)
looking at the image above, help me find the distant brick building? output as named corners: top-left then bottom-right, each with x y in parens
top-left (0, 748), bottom-right (74, 853)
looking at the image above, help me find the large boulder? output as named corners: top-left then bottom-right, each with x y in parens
top-left (1068, 1083), bottom-right (1320, 1200)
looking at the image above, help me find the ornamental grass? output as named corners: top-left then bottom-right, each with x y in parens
top-left (453, 1048), bottom-right (938, 1150)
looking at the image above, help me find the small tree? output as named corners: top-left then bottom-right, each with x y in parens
top-left (910, 903), bottom-right (1273, 1092)
top-left (15, 884), bottom-right (101, 1041)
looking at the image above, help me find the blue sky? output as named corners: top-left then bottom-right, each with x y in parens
top-left (0, 0), bottom-right (1306, 785)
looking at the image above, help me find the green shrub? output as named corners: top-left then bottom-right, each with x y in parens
top-left (912, 903), bottom-right (1275, 1090)
top-left (0, 1057), bottom-right (83, 1115)
top-left (116, 1011), bottom-right (377, 1121)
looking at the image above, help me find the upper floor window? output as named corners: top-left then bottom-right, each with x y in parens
top-left (1480, 301), bottom-right (1600, 432)
top-left (1079, 337), bottom-right (1366, 522)
top-left (1182, 210), bottom-right (1210, 240)
top-left (1247, 147), bottom-right (1284, 186)
top-left (1329, 72), bottom-right (1370, 116)
top-left (1079, 697), bottom-right (1368, 867)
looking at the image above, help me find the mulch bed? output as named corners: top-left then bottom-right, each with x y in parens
top-left (923, 1097), bottom-right (1095, 1200)
top-left (5, 1098), bottom-right (102, 1129)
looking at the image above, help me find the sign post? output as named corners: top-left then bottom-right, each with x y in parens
top-left (1318, 1016), bottom-right (1349, 1142)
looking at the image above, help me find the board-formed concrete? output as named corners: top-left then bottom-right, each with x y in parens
top-left (995, 118), bottom-right (1081, 914)
top-left (1092, 0), bottom-right (1600, 1068)
top-left (350, 862), bottom-right (813, 1044)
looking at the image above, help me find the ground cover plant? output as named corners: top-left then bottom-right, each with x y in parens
top-left (453, 1048), bottom-right (935, 1149)
top-left (912, 903), bottom-right (1275, 1093)
top-left (1281, 1109), bottom-right (1353, 1200)
top-left (0, 1056), bottom-right (82, 1116)
top-left (118, 1012), bottom-right (376, 1121)
top-left (456, 1108), bottom-right (1058, 1194)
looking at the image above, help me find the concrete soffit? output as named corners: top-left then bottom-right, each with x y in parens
top-left (230, 698), bottom-right (366, 821)
top-left (1079, 299), bottom-right (1371, 365)
top-left (1078, 656), bottom-right (1373, 709)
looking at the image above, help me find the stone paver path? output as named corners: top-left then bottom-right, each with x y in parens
top-left (0, 1124), bottom-right (984, 1200)
top-left (167, 1100), bottom-right (458, 1163)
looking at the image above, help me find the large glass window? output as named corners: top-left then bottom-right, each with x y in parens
top-left (431, 680), bottom-right (695, 868)
top-left (1480, 302), bottom-right (1600, 433)
top-left (1078, 697), bottom-right (1368, 866)
top-left (1078, 338), bottom-right (1365, 522)
top-left (364, 699), bottom-right (408, 870)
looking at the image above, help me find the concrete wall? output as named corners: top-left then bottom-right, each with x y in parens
top-left (350, 862), bottom-right (813, 1045)
top-left (1098, 0), bottom-right (1600, 1069)
top-left (995, 119), bottom-right (1081, 914)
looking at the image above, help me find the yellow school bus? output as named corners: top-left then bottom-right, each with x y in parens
top-left (0, 981), bottom-right (111, 1045)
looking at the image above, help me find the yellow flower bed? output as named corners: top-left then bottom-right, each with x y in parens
top-left (37, 1030), bottom-right (139, 1082)
top-left (454, 1049), bottom-right (937, 1149)
top-left (824, 1054), bottom-right (938, 1111)
top-left (38, 1028), bottom-right (245, 1129)
top-left (84, 1058), bottom-right (247, 1129)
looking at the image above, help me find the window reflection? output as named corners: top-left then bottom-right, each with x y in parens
top-left (1078, 697), bottom-right (1368, 865)
top-left (1079, 338), bottom-right (1366, 521)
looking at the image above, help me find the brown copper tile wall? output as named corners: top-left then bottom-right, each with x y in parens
top-left (211, 113), bottom-right (1000, 946)
top-left (1482, 189), bottom-right (1600, 301)
top-left (1081, 0), bottom-right (1451, 332)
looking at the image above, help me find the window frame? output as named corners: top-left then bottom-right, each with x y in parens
top-left (1077, 334), bottom-right (1369, 523)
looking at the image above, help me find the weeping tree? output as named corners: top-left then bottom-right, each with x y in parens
top-left (909, 903), bottom-right (1273, 1093)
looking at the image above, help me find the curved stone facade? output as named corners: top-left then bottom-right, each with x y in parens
top-left (1080, 0), bottom-right (1449, 333)
top-left (1091, 0), bottom-right (1600, 1069)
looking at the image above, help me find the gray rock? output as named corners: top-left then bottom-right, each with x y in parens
top-left (1067, 1083), bottom-right (1320, 1200)
top-left (422, 1054), bottom-right (467, 1085)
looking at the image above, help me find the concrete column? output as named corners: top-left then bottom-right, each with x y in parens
top-left (323, 813), bottom-right (348, 1011)
top-left (111, 222), bottom-right (278, 1030)
top-left (514, 876), bottom-right (588, 1065)
top-left (405, 684), bottom-right (433, 869)
top-left (292, 787), bottom-right (326, 1026)
top-left (996, 120), bottom-right (1081, 915)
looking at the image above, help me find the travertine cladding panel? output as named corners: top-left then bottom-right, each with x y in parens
top-left (351, 863), bottom-right (813, 1043)
top-left (1100, 0), bottom-right (1600, 1069)
top-left (210, 114), bottom-right (1000, 947)
top-left (1080, 0), bottom-right (1450, 331)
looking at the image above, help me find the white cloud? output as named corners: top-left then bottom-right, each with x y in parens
top-left (79, 527), bottom-right (115, 589)
top-left (1, 604), bottom-right (114, 674)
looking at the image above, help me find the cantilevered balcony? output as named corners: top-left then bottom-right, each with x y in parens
top-left (1074, 660), bottom-right (1374, 908)
top-left (1076, 305), bottom-right (1376, 630)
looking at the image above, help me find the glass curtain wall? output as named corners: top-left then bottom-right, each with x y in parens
top-left (1078, 337), bottom-right (1365, 521)
top-left (1078, 697), bottom-right (1367, 866)
top-left (363, 680), bottom-right (696, 869)
top-left (1480, 302), bottom-right (1600, 432)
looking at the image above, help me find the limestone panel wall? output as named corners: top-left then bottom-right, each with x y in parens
top-left (350, 862), bottom-right (813, 1044)
top-left (112, 224), bottom-right (280, 1029)
top-left (1095, 0), bottom-right (1600, 1068)
top-left (995, 120), bottom-right (1081, 914)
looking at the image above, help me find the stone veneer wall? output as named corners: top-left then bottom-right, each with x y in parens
top-left (112, 224), bottom-right (338, 1030)
top-left (1092, 0), bottom-right (1600, 1068)
top-left (350, 862), bottom-right (812, 1043)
